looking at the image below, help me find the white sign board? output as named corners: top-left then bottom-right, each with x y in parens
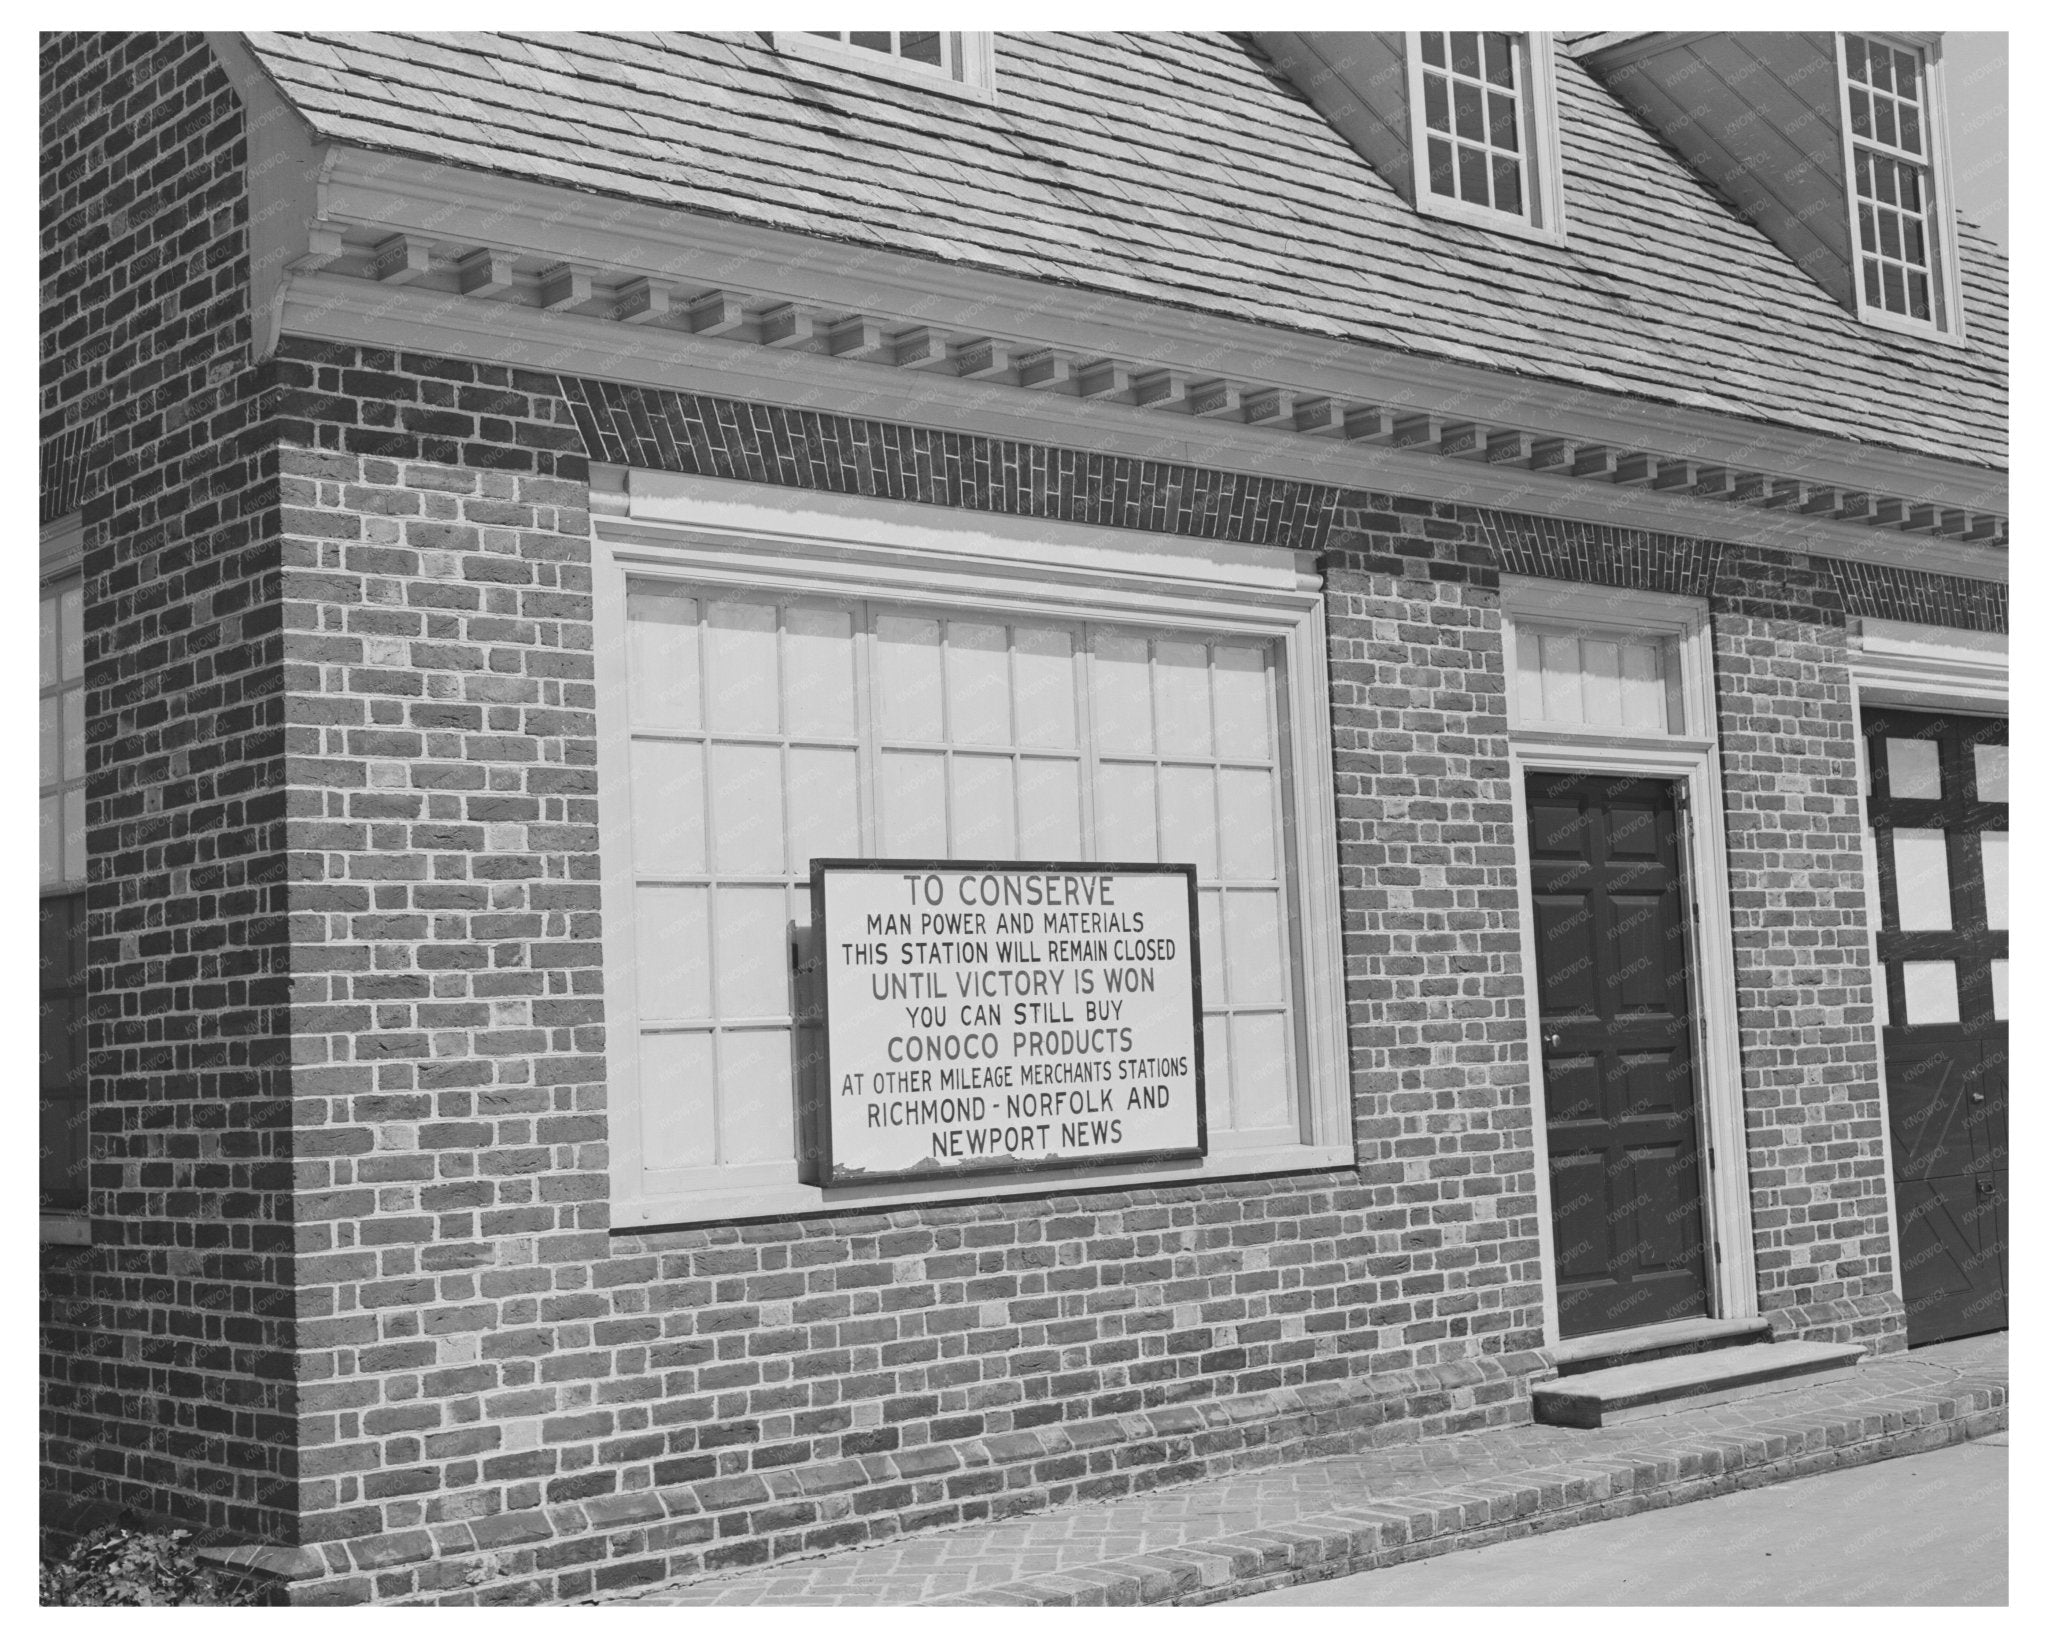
top-left (812, 861), bottom-right (1207, 1183)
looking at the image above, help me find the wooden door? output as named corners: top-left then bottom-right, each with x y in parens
top-left (1865, 708), bottom-right (2007, 1344)
top-left (1527, 771), bottom-right (1711, 1338)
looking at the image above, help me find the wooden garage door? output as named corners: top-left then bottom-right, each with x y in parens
top-left (1865, 708), bottom-right (2007, 1344)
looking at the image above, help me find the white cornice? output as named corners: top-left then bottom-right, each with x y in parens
top-left (309, 149), bottom-right (2005, 513)
top-left (279, 271), bottom-right (2005, 584)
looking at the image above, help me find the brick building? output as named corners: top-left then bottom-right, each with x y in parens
top-left (39, 30), bottom-right (2006, 1604)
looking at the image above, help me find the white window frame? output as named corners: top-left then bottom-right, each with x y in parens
top-left (1500, 577), bottom-right (1754, 1343)
top-left (41, 512), bottom-right (90, 1245)
top-left (1834, 31), bottom-right (1967, 343)
top-left (594, 470), bottom-right (1353, 1230)
top-left (1404, 30), bottom-right (1566, 245)
top-left (770, 30), bottom-right (996, 102)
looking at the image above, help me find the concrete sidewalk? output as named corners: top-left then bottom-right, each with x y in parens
top-left (613, 1333), bottom-right (2007, 1607)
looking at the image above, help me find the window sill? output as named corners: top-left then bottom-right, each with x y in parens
top-left (40, 1214), bottom-right (89, 1246)
top-left (617, 1141), bottom-right (1358, 1233)
top-left (1412, 189), bottom-right (1566, 247)
top-left (1850, 301), bottom-right (1967, 349)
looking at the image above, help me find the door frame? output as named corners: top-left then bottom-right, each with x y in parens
top-left (1846, 617), bottom-right (2009, 1311)
top-left (1501, 577), bottom-right (1755, 1345)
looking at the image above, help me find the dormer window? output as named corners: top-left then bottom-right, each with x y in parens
top-left (773, 30), bottom-right (995, 98)
top-left (1839, 34), bottom-right (1961, 336)
top-left (1406, 32), bottom-right (1564, 243)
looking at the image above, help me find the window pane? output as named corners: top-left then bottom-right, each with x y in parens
top-left (1420, 31), bottom-right (1445, 68)
top-left (719, 1029), bottom-right (794, 1163)
top-left (1153, 641), bottom-right (1212, 758)
top-left (1224, 891), bottom-right (1286, 1006)
top-left (1980, 832), bottom-right (2008, 931)
top-left (40, 794), bottom-right (61, 885)
top-left (950, 754), bottom-right (1017, 860)
top-left (1095, 762), bottom-right (1157, 862)
top-left (1886, 737), bottom-right (1941, 799)
top-left (1458, 143), bottom-right (1488, 205)
top-left (704, 599), bottom-right (779, 734)
top-left (714, 885), bottom-right (789, 1019)
top-left (1492, 155), bottom-right (1523, 216)
top-left (709, 743), bottom-right (785, 875)
top-left (637, 886), bottom-right (711, 1021)
top-left (1454, 78), bottom-right (1484, 143)
top-left (1018, 758), bottom-right (1081, 859)
top-left (632, 740), bottom-right (706, 876)
top-left (1620, 642), bottom-right (1667, 730)
top-left (881, 749), bottom-right (947, 854)
top-left (62, 686), bottom-right (85, 783)
top-left (945, 621), bottom-right (1011, 747)
top-left (1848, 85), bottom-right (1871, 140)
top-left (60, 587), bottom-right (83, 682)
top-left (1483, 32), bottom-right (1515, 88)
top-left (1991, 959), bottom-right (2009, 1021)
top-left (1538, 633), bottom-right (1584, 723)
top-left (1891, 828), bottom-right (1952, 930)
top-left (1972, 744), bottom-right (2008, 804)
top-left (1217, 767), bottom-right (1278, 881)
top-left (1900, 103), bottom-right (1922, 156)
top-left (1874, 97), bottom-right (1897, 149)
top-left (898, 32), bottom-right (943, 66)
top-left (627, 590), bottom-right (700, 729)
top-left (1211, 646), bottom-right (1270, 760)
top-left (1488, 89), bottom-right (1518, 150)
top-left (1204, 1013), bottom-right (1232, 1129)
top-left (63, 788), bottom-right (86, 884)
top-left (849, 32), bottom-right (891, 53)
top-left (641, 1032), bottom-right (716, 1169)
top-left (877, 614), bottom-right (945, 743)
top-left (1869, 43), bottom-right (1894, 93)
top-left (1013, 626), bottom-right (1076, 749)
top-left (1450, 31), bottom-right (1480, 78)
top-left (1160, 765), bottom-right (1219, 877)
top-left (788, 746), bottom-right (858, 870)
top-left (1845, 34), bottom-right (1868, 83)
top-left (1198, 888), bottom-right (1224, 1000)
top-left (39, 597), bottom-right (56, 690)
top-left (1881, 262), bottom-right (1905, 314)
top-left (1093, 634), bottom-right (1153, 753)
top-left (1902, 960), bottom-right (1959, 1025)
top-left (1428, 135), bottom-right (1455, 197)
top-left (784, 606), bottom-right (855, 739)
top-left (40, 696), bottom-right (59, 789)
top-left (1230, 1013), bottom-right (1293, 1133)
top-left (1908, 272), bottom-right (1930, 322)
top-left (1423, 71), bottom-right (1449, 135)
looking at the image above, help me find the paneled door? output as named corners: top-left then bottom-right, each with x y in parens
top-left (1865, 708), bottom-right (2007, 1344)
top-left (1527, 771), bottom-right (1711, 1338)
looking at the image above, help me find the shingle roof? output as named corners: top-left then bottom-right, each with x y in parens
top-left (242, 30), bottom-right (2008, 470)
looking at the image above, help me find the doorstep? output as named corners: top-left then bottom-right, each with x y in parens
top-left (605, 1339), bottom-right (2006, 1608)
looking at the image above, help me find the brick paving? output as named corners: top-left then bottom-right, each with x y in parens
top-left (616, 1339), bottom-right (2008, 1606)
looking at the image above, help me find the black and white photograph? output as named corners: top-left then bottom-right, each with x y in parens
top-left (33, 18), bottom-right (2012, 1611)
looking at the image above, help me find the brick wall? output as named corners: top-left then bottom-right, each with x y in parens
top-left (39, 31), bottom-right (298, 1540)
top-left (263, 344), bottom-right (1547, 1604)
top-left (1710, 612), bottom-right (1901, 1350)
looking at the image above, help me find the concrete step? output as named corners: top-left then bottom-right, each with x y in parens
top-left (1534, 1340), bottom-right (1865, 1428)
top-left (1551, 1315), bottom-right (1774, 1378)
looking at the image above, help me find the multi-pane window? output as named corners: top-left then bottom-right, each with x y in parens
top-left (40, 578), bottom-right (87, 1214)
top-left (810, 31), bottom-right (949, 71)
top-left (620, 585), bottom-right (1306, 1198)
top-left (783, 30), bottom-right (994, 91)
top-left (1842, 34), bottom-right (1949, 329)
top-left (1417, 32), bottom-right (1528, 217)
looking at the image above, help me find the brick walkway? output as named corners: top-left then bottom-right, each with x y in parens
top-left (615, 1336), bottom-right (2007, 1607)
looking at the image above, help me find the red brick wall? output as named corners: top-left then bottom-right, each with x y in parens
top-left (265, 344), bottom-right (1547, 1604)
top-left (39, 31), bottom-right (298, 1541)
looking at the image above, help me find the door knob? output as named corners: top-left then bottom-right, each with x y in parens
top-left (1971, 1091), bottom-right (1986, 1105)
top-left (1544, 1032), bottom-right (1562, 1048)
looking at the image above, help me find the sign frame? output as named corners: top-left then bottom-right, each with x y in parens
top-left (809, 857), bottom-right (1209, 1186)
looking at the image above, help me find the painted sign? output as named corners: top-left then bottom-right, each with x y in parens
top-left (811, 860), bottom-right (1206, 1183)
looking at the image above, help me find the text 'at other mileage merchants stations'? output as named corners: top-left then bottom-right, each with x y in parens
top-left (812, 862), bottom-right (1207, 1183)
